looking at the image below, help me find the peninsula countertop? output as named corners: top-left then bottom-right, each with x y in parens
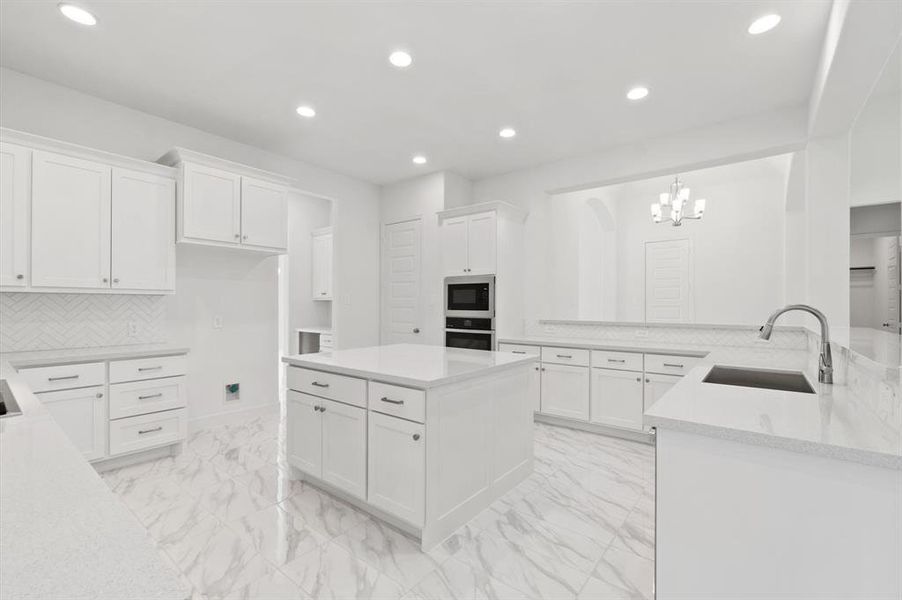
top-left (281, 343), bottom-right (538, 388)
top-left (0, 346), bottom-right (190, 600)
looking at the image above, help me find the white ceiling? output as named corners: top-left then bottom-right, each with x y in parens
top-left (0, 1), bottom-right (832, 184)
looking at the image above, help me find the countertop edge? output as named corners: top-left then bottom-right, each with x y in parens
top-left (497, 337), bottom-right (711, 357)
top-left (3, 345), bottom-right (191, 369)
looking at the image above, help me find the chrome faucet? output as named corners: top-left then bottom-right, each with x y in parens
top-left (758, 304), bottom-right (833, 384)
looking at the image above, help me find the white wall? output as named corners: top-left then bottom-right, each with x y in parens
top-left (851, 91), bottom-right (901, 207)
top-left (287, 191), bottom-right (333, 353)
top-left (0, 67), bottom-right (380, 421)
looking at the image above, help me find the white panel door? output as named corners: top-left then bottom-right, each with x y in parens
top-left (466, 211), bottom-right (497, 275)
top-left (645, 239), bottom-right (692, 323)
top-left (644, 373), bottom-right (681, 431)
top-left (381, 219), bottom-right (423, 344)
top-left (321, 398), bottom-right (367, 500)
top-left (367, 411), bottom-right (425, 525)
top-left (111, 168), bottom-right (175, 291)
top-left (0, 142), bottom-right (30, 287)
top-left (590, 368), bottom-right (644, 430)
top-left (181, 162), bottom-right (241, 244)
top-left (287, 392), bottom-right (322, 477)
top-left (31, 151), bottom-right (111, 289)
top-left (540, 362), bottom-right (590, 421)
top-left (312, 230), bottom-right (333, 300)
top-left (39, 386), bottom-right (106, 461)
top-left (240, 177), bottom-right (287, 250)
top-left (884, 237), bottom-right (900, 333)
top-left (441, 216), bottom-right (469, 276)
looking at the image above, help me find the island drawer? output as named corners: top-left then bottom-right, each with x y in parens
top-left (19, 361), bottom-right (106, 393)
top-left (644, 354), bottom-right (702, 377)
top-left (109, 408), bottom-right (186, 456)
top-left (591, 350), bottom-right (643, 372)
top-left (288, 367), bottom-right (367, 408)
top-left (109, 376), bottom-right (186, 420)
top-left (541, 346), bottom-right (590, 367)
top-left (498, 343), bottom-right (540, 357)
top-left (110, 355), bottom-right (187, 383)
top-left (368, 381), bottom-right (425, 423)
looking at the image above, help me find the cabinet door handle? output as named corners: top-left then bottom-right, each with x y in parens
top-left (413, 433), bottom-right (421, 441)
top-left (311, 381), bottom-right (330, 388)
top-left (313, 405), bottom-right (320, 412)
top-left (607, 358), bottom-right (625, 363)
top-left (234, 233), bottom-right (241, 239)
top-left (320, 405), bottom-right (326, 413)
top-left (663, 363), bottom-right (684, 368)
top-left (16, 274), bottom-right (23, 280)
top-left (645, 378), bottom-right (650, 383)
top-left (113, 278), bottom-right (120, 284)
top-left (138, 426), bottom-right (163, 435)
top-left (242, 235), bottom-right (248, 241)
top-left (96, 392), bottom-right (104, 398)
top-left (102, 278), bottom-right (109, 283)
top-left (541, 367), bottom-right (546, 371)
top-left (48, 375), bottom-right (79, 381)
top-left (138, 393), bottom-right (163, 400)
top-left (556, 354), bottom-right (572, 359)
top-left (138, 366), bottom-right (163, 372)
top-left (380, 397), bottom-right (404, 405)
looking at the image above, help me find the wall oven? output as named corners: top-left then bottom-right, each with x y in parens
top-left (445, 317), bottom-right (495, 352)
top-left (444, 275), bottom-right (494, 319)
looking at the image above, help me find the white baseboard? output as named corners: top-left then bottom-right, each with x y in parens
top-left (535, 412), bottom-right (655, 445)
top-left (188, 401), bottom-right (282, 433)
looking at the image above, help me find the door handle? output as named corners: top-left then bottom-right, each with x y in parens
top-left (413, 328), bottom-right (420, 333)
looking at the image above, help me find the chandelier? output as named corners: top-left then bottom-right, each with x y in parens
top-left (650, 177), bottom-right (706, 226)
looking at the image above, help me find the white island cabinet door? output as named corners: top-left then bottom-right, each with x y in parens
top-left (181, 162), bottom-right (241, 244)
top-left (466, 211), bottom-right (497, 275)
top-left (590, 368), bottom-right (644, 430)
top-left (111, 168), bottom-right (175, 291)
top-left (0, 142), bottom-right (30, 287)
top-left (440, 215), bottom-right (469, 276)
top-left (321, 398), bottom-right (367, 500)
top-left (367, 411), bottom-right (425, 526)
top-left (39, 386), bottom-right (107, 462)
top-left (240, 177), bottom-right (287, 251)
top-left (287, 392), bottom-right (322, 477)
top-left (31, 151), bottom-right (111, 289)
top-left (540, 362), bottom-right (589, 420)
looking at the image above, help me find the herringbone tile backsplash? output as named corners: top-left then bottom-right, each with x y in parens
top-left (0, 293), bottom-right (166, 352)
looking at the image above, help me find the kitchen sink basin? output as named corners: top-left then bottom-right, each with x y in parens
top-left (702, 365), bottom-right (815, 394)
top-left (0, 379), bottom-right (23, 418)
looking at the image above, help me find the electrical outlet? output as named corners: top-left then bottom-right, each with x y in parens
top-left (127, 321), bottom-right (139, 337)
top-left (213, 315), bottom-right (224, 329)
top-left (635, 328), bottom-right (649, 338)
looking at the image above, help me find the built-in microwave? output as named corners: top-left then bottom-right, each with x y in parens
top-left (444, 275), bottom-right (495, 319)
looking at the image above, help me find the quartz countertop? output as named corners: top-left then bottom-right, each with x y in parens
top-left (282, 343), bottom-right (538, 388)
top-left (1, 343), bottom-right (190, 369)
top-left (0, 348), bottom-right (190, 599)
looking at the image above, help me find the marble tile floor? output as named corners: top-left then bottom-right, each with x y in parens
top-left (100, 412), bottom-right (656, 600)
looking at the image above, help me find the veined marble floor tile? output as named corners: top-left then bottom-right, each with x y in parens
top-left (114, 475), bottom-right (185, 522)
top-left (233, 465), bottom-right (306, 504)
top-left (588, 547), bottom-right (654, 600)
top-left (143, 493), bottom-right (220, 548)
top-left (333, 518), bottom-right (449, 590)
top-left (279, 484), bottom-right (368, 538)
top-left (224, 567), bottom-right (308, 600)
top-left (609, 493), bottom-right (654, 561)
top-left (209, 445), bottom-right (270, 477)
top-left (197, 479), bottom-right (275, 523)
top-left (280, 541), bottom-right (405, 600)
top-left (229, 503), bottom-right (330, 567)
top-left (403, 556), bottom-right (534, 600)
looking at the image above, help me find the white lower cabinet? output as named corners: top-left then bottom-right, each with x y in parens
top-left (643, 373), bottom-right (681, 431)
top-left (38, 385), bottom-right (107, 461)
top-left (590, 368), bottom-right (644, 430)
top-left (540, 362), bottom-right (590, 420)
top-left (287, 392), bottom-right (323, 477)
top-left (108, 409), bottom-right (186, 456)
top-left (529, 362), bottom-right (541, 412)
top-left (367, 411), bottom-right (425, 525)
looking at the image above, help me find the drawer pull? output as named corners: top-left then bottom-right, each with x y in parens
top-left (138, 426), bottom-right (163, 435)
top-left (311, 381), bottom-right (330, 388)
top-left (48, 375), bottom-right (79, 381)
top-left (511, 350), bottom-right (527, 354)
top-left (663, 363), bottom-right (684, 368)
top-left (380, 397), bottom-right (404, 405)
top-left (138, 393), bottom-right (163, 400)
top-left (556, 354), bottom-right (572, 359)
top-left (607, 359), bottom-right (626, 363)
top-left (138, 366), bottom-right (163, 372)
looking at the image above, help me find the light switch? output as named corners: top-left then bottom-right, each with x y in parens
top-left (213, 315), bottom-right (224, 329)
top-left (127, 321), bottom-right (139, 337)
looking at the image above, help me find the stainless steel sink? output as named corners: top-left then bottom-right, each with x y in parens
top-left (702, 365), bottom-right (815, 394)
top-left (0, 379), bottom-right (23, 418)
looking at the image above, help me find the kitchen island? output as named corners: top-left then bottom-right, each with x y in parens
top-left (281, 343), bottom-right (538, 550)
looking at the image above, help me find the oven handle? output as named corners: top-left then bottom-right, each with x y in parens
top-left (444, 328), bottom-right (496, 334)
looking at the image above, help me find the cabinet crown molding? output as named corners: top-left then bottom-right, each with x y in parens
top-left (0, 128), bottom-right (176, 179)
top-left (158, 147), bottom-right (296, 187)
top-left (437, 201), bottom-right (528, 223)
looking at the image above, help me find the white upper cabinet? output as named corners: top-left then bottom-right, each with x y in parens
top-left (439, 211), bottom-right (497, 276)
top-left (0, 142), bottom-right (30, 287)
top-left (240, 177), bottom-right (288, 250)
top-left (181, 163), bottom-right (241, 244)
top-left (31, 151), bottom-right (112, 289)
top-left (111, 168), bottom-right (176, 291)
top-left (162, 148), bottom-right (291, 254)
top-left (312, 227), bottom-right (333, 301)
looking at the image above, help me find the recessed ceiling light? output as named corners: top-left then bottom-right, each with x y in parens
top-left (295, 105), bottom-right (316, 118)
top-left (389, 50), bottom-right (413, 68)
top-left (499, 127), bottom-right (517, 139)
top-left (626, 86), bottom-right (649, 101)
top-left (58, 3), bottom-right (97, 26)
top-left (748, 14), bottom-right (781, 35)
top-left (412, 155), bottom-right (427, 165)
